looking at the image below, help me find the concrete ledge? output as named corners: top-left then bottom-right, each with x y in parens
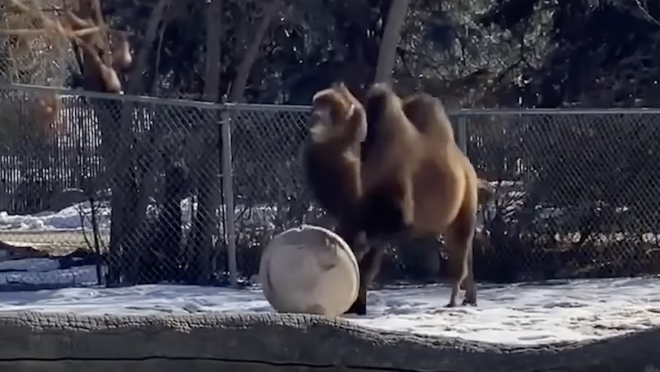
top-left (0, 312), bottom-right (659, 372)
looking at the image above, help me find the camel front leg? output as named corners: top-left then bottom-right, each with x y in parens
top-left (345, 244), bottom-right (385, 315)
top-left (399, 175), bottom-right (415, 228)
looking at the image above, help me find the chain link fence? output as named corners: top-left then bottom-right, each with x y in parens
top-left (0, 84), bottom-right (229, 289)
top-left (1, 83), bottom-right (659, 291)
top-left (0, 1), bottom-right (76, 88)
top-left (464, 110), bottom-right (660, 282)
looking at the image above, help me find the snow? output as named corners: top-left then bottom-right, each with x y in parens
top-left (0, 276), bottom-right (658, 345)
top-left (1, 203), bottom-right (659, 345)
top-left (0, 198), bottom-right (278, 232)
top-left (0, 202), bottom-right (112, 232)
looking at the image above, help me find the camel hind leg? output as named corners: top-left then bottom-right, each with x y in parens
top-left (442, 200), bottom-right (477, 308)
top-left (461, 240), bottom-right (476, 306)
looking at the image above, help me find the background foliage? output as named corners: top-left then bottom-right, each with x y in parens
top-left (1, 0), bottom-right (660, 288)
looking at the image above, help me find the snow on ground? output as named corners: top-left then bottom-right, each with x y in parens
top-left (0, 275), bottom-right (658, 345)
top-left (0, 258), bottom-right (94, 286)
top-left (1, 204), bottom-right (660, 345)
top-left (0, 202), bottom-right (111, 232)
top-left (0, 198), bottom-right (279, 233)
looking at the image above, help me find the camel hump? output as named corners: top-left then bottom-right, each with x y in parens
top-left (363, 83), bottom-right (402, 125)
top-left (366, 82), bottom-right (394, 99)
top-left (402, 93), bottom-right (455, 144)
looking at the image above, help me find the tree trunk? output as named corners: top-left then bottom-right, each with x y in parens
top-left (118, 0), bottom-right (172, 284)
top-left (190, 0), bottom-right (223, 284)
top-left (373, 0), bottom-right (411, 84)
top-left (67, 0), bottom-right (122, 284)
top-left (71, 0), bottom-right (171, 284)
top-left (227, 0), bottom-right (281, 102)
top-left (202, 0), bottom-right (223, 102)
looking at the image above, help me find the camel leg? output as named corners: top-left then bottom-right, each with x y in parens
top-left (336, 219), bottom-right (368, 259)
top-left (462, 243), bottom-right (476, 306)
top-left (351, 232), bottom-right (370, 260)
top-left (336, 217), bottom-right (373, 316)
top-left (442, 210), bottom-right (477, 308)
top-left (345, 244), bottom-right (385, 315)
top-left (399, 176), bottom-right (415, 228)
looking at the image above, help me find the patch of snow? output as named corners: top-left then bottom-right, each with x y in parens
top-left (0, 198), bottom-right (282, 232)
top-left (0, 260), bottom-right (95, 286)
top-left (0, 258), bottom-right (60, 272)
top-left (0, 277), bottom-right (658, 345)
top-left (346, 278), bottom-right (660, 345)
top-left (0, 196), bottom-right (658, 346)
top-left (0, 202), bottom-right (111, 232)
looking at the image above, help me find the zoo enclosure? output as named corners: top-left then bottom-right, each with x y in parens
top-left (1, 83), bottom-right (660, 289)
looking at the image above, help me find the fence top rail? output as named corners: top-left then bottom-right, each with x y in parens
top-left (453, 108), bottom-right (660, 115)
top-left (0, 83), bottom-right (311, 112)
top-left (6, 83), bottom-right (660, 115)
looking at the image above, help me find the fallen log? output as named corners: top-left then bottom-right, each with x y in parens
top-left (0, 312), bottom-right (658, 372)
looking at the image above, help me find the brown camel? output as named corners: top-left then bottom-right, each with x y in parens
top-left (303, 83), bottom-right (484, 315)
top-left (347, 84), bottom-right (480, 314)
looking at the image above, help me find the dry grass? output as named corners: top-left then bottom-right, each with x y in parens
top-left (0, 230), bottom-right (108, 256)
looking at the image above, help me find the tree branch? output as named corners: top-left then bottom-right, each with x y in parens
top-left (124, 0), bottom-right (171, 95)
top-left (227, 0), bottom-right (281, 102)
top-left (374, 0), bottom-right (411, 84)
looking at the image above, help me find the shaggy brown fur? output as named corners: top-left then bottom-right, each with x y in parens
top-left (348, 84), bottom-right (480, 315)
top-left (302, 82), bottom-right (368, 240)
top-left (404, 93), bottom-right (494, 205)
top-left (401, 92), bottom-right (455, 143)
top-left (303, 83), bottom-right (485, 316)
top-left (359, 86), bottom-right (422, 234)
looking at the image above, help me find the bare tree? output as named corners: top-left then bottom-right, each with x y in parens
top-left (189, 0), bottom-right (281, 284)
top-left (227, 0), bottom-right (282, 102)
top-left (190, 0), bottom-right (223, 284)
top-left (68, 0), bottom-right (173, 284)
top-left (374, 0), bottom-right (411, 84)
top-left (116, 0), bottom-right (172, 283)
top-left (4, 0), bottom-right (174, 284)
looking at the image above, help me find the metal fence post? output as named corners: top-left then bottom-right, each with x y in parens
top-left (220, 107), bottom-right (238, 288)
top-left (456, 115), bottom-right (468, 155)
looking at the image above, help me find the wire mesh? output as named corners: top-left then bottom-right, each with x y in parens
top-left (0, 5), bottom-right (76, 88)
top-left (0, 85), bottom-right (228, 289)
top-left (465, 111), bottom-right (660, 282)
top-left (2, 83), bottom-right (660, 291)
top-left (228, 105), bottom-right (316, 281)
top-left (229, 108), bottom-right (660, 284)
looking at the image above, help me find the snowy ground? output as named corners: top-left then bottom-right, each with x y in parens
top-left (0, 197), bottom-right (278, 234)
top-left (1, 204), bottom-right (660, 345)
top-left (0, 204), bottom-right (109, 232)
top-left (0, 277), bottom-right (658, 345)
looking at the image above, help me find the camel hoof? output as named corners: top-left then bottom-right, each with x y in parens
top-left (345, 301), bottom-right (367, 315)
top-left (445, 302), bottom-right (457, 308)
top-left (462, 299), bottom-right (477, 307)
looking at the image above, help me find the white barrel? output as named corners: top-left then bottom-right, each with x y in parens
top-left (259, 224), bottom-right (360, 317)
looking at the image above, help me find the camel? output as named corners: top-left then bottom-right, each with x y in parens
top-left (303, 82), bottom-right (484, 315)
